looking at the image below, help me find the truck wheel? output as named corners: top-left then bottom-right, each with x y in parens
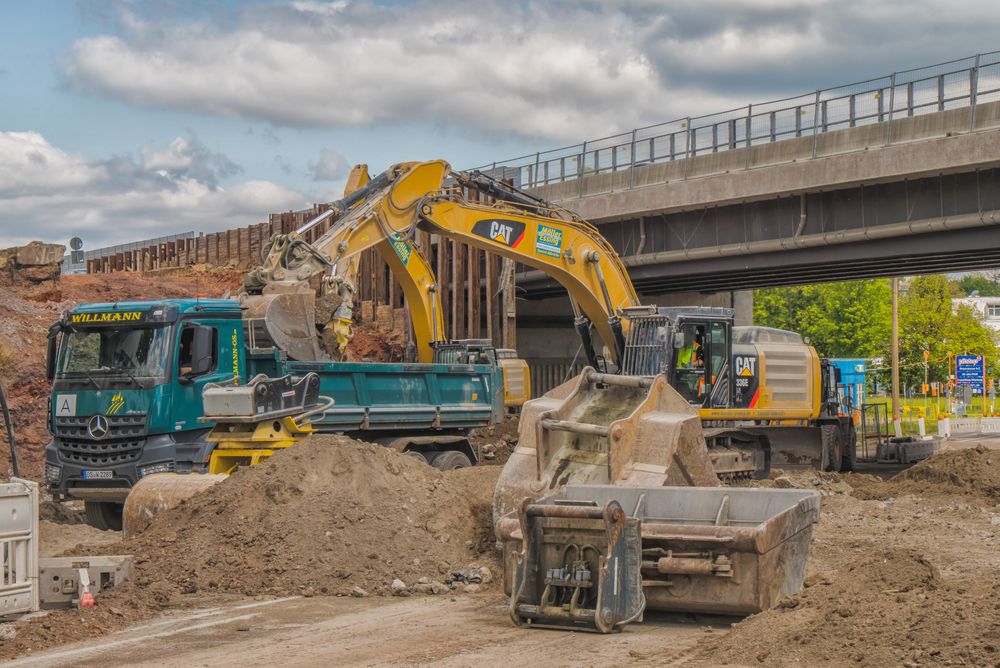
top-left (404, 450), bottom-right (428, 465)
top-left (84, 501), bottom-right (124, 532)
top-left (841, 423), bottom-right (858, 472)
top-left (821, 425), bottom-right (844, 473)
top-left (431, 451), bottom-right (472, 470)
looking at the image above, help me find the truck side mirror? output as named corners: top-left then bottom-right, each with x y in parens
top-left (45, 324), bottom-right (60, 382)
top-left (183, 326), bottom-right (215, 381)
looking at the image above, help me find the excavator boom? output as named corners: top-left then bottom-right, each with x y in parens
top-left (243, 162), bottom-right (446, 363)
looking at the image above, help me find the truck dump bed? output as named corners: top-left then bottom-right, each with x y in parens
top-left (269, 360), bottom-right (503, 431)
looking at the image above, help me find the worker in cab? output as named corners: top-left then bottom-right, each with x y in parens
top-left (677, 326), bottom-right (705, 369)
top-left (676, 326), bottom-right (707, 403)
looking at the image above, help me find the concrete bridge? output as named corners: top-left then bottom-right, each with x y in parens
top-left (489, 53), bottom-right (1000, 391)
top-left (481, 54), bottom-right (1000, 298)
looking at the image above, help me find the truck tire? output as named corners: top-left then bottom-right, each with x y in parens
top-left (405, 450), bottom-right (429, 465)
top-left (841, 423), bottom-right (857, 472)
top-left (821, 425), bottom-right (844, 473)
top-left (431, 450), bottom-right (472, 470)
top-left (84, 501), bottom-right (123, 532)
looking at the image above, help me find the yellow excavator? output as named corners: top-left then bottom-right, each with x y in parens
top-left (237, 159), bottom-right (826, 629)
top-left (241, 159), bottom-right (853, 478)
top-left (241, 163), bottom-right (531, 409)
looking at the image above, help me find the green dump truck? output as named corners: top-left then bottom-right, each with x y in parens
top-left (44, 298), bottom-right (503, 529)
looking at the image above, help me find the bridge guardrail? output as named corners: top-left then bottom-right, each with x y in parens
top-left (475, 51), bottom-right (1000, 193)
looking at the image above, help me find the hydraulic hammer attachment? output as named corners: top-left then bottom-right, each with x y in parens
top-left (510, 497), bottom-right (644, 633)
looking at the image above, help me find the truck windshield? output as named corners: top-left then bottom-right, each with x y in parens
top-left (57, 325), bottom-right (171, 379)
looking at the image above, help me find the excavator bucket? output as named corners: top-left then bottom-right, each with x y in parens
top-left (517, 484), bottom-right (821, 617)
top-left (122, 473), bottom-right (227, 537)
top-left (495, 369), bottom-right (822, 621)
top-left (493, 368), bottom-right (719, 589)
top-left (241, 287), bottom-right (325, 361)
top-left (510, 497), bottom-right (644, 633)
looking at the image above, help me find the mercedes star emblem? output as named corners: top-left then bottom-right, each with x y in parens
top-left (88, 414), bottom-right (110, 439)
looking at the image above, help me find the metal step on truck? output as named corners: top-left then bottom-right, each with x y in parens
top-left (44, 298), bottom-right (504, 530)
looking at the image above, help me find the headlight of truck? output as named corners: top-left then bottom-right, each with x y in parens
top-left (138, 462), bottom-right (175, 477)
top-left (45, 463), bottom-right (61, 483)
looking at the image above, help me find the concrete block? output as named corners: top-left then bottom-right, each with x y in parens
top-left (16, 242), bottom-right (65, 267)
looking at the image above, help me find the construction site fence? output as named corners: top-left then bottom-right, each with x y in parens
top-left (85, 202), bottom-right (518, 351)
top-left (938, 416), bottom-right (1000, 437)
top-left (474, 51), bottom-right (1000, 191)
top-left (528, 361), bottom-right (586, 398)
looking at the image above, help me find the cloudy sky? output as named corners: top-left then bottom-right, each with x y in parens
top-left (1, 0), bottom-right (999, 249)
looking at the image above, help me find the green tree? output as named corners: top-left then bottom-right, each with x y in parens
top-left (954, 273), bottom-right (1000, 297)
top-left (753, 280), bottom-right (891, 358)
top-left (893, 275), bottom-right (998, 387)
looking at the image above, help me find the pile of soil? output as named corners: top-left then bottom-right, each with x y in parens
top-left (852, 446), bottom-right (1000, 501)
top-left (39, 498), bottom-right (85, 524)
top-left (699, 547), bottom-right (1000, 667)
top-left (470, 415), bottom-right (520, 465)
top-left (346, 324), bottom-right (406, 362)
top-left (113, 436), bottom-right (499, 599)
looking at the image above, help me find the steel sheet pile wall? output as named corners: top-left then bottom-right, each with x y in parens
top-left (84, 194), bottom-right (517, 351)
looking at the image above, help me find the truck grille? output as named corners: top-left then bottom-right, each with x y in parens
top-left (55, 415), bottom-right (147, 467)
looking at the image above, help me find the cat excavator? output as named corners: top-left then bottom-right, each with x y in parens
top-left (243, 159), bottom-right (852, 479)
top-left (239, 159), bottom-right (827, 629)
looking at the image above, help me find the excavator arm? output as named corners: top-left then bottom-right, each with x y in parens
top-left (415, 190), bottom-right (639, 367)
top-left (365, 161), bottom-right (641, 367)
top-left (242, 163), bottom-right (446, 363)
top-left (244, 159), bottom-right (640, 369)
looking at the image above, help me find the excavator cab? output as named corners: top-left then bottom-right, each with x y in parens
top-left (620, 307), bottom-right (735, 410)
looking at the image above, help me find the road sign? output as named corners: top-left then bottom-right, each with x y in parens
top-left (955, 355), bottom-right (985, 393)
top-left (69, 236), bottom-right (83, 251)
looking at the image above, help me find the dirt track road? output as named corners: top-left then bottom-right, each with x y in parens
top-left (8, 595), bottom-right (724, 667)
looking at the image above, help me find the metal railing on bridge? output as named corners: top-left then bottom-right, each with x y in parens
top-left (475, 51), bottom-right (1000, 192)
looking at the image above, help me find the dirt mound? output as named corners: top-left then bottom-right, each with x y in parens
top-left (747, 469), bottom-right (856, 496)
top-left (39, 498), bottom-right (85, 524)
top-left (699, 547), bottom-right (999, 667)
top-left (470, 414), bottom-right (520, 465)
top-left (852, 446), bottom-right (1000, 501)
top-left (345, 323), bottom-right (406, 362)
top-left (114, 436), bottom-right (499, 598)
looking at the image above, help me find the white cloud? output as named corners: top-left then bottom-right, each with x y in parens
top-left (0, 132), bottom-right (305, 249)
top-left (311, 148), bottom-right (349, 181)
top-left (61, 2), bottom-right (683, 141)
top-left (61, 1), bottom-right (1000, 143)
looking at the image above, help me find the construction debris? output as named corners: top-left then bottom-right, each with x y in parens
top-left (0, 241), bottom-right (65, 301)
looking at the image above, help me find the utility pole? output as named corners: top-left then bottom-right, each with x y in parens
top-left (892, 278), bottom-right (902, 437)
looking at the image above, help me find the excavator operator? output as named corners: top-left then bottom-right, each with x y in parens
top-left (676, 325), bottom-right (706, 402)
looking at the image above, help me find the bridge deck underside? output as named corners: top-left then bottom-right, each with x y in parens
top-left (518, 167), bottom-right (1000, 295)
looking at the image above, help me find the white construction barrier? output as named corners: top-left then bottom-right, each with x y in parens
top-left (949, 418), bottom-right (982, 434)
top-left (0, 478), bottom-right (39, 616)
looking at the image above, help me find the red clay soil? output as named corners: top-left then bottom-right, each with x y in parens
top-left (345, 323), bottom-right (407, 362)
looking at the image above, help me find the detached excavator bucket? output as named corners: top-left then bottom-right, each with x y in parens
top-left (494, 368), bottom-right (719, 590)
top-left (519, 484), bottom-right (821, 617)
top-left (510, 497), bottom-right (644, 633)
top-left (241, 288), bottom-right (325, 361)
